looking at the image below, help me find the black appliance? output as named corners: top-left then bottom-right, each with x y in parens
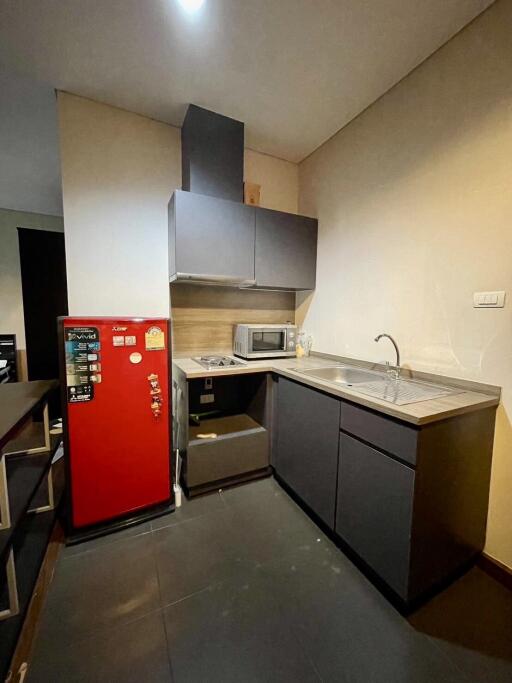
top-left (0, 334), bottom-right (18, 383)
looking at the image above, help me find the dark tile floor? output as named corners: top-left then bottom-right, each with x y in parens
top-left (27, 477), bottom-right (512, 682)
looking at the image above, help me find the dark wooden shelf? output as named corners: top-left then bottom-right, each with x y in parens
top-left (0, 380), bottom-right (58, 452)
top-left (0, 507), bottom-right (59, 680)
top-left (0, 434), bottom-right (62, 564)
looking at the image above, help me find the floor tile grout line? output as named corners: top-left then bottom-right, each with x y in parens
top-left (160, 607), bottom-right (177, 683)
top-left (152, 529), bottom-right (177, 683)
top-left (151, 501), bottom-right (227, 532)
top-left (149, 523), bottom-right (213, 612)
top-left (160, 583), bottom-right (220, 611)
top-left (150, 517), bottom-right (229, 681)
top-left (35, 603), bottom-right (168, 655)
top-left (61, 487), bottom-right (237, 558)
top-left (288, 619), bottom-right (325, 683)
top-left (423, 632), bottom-right (481, 683)
top-left (164, 537), bottom-right (336, 612)
top-left (59, 527), bottom-right (154, 561)
top-left (246, 549), bottom-right (327, 683)
top-left (61, 493), bottom-right (229, 558)
top-left (42, 532), bottom-right (164, 654)
top-left (150, 524), bottom-right (166, 609)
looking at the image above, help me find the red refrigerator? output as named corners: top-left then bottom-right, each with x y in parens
top-left (59, 317), bottom-right (173, 540)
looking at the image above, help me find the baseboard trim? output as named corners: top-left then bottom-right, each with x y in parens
top-left (477, 552), bottom-right (512, 591)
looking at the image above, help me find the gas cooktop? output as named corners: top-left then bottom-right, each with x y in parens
top-left (193, 355), bottom-right (247, 370)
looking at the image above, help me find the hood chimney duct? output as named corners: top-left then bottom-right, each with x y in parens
top-left (181, 105), bottom-right (244, 202)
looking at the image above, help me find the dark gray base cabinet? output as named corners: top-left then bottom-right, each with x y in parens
top-left (336, 433), bottom-right (414, 598)
top-left (275, 378), bottom-right (340, 528)
top-left (274, 377), bottom-right (497, 605)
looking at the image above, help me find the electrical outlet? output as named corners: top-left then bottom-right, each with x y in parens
top-left (200, 394), bottom-right (215, 404)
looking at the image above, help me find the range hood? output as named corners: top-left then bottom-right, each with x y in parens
top-left (169, 105), bottom-right (317, 291)
top-left (169, 104), bottom-right (255, 287)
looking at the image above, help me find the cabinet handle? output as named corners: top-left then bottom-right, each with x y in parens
top-left (173, 273), bottom-right (256, 288)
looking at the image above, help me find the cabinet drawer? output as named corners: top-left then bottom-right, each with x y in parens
top-left (186, 427), bottom-right (268, 487)
top-left (340, 401), bottom-right (418, 465)
top-left (336, 433), bottom-right (415, 599)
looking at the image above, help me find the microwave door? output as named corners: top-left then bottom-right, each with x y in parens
top-left (250, 330), bottom-right (285, 353)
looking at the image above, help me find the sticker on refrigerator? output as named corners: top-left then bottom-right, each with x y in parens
top-left (64, 326), bottom-right (100, 403)
top-left (67, 384), bottom-right (94, 403)
top-left (145, 326), bottom-right (165, 351)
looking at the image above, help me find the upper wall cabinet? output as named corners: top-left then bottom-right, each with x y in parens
top-left (255, 208), bottom-right (318, 290)
top-left (168, 190), bottom-right (318, 290)
top-left (169, 190), bottom-right (256, 286)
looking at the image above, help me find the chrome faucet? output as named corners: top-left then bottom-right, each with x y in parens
top-left (374, 333), bottom-right (400, 379)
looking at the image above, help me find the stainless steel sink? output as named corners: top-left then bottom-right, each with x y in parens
top-left (297, 365), bottom-right (382, 385)
top-left (296, 365), bottom-right (460, 405)
top-left (352, 378), bottom-right (458, 405)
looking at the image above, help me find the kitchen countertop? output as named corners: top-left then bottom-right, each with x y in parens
top-left (172, 354), bottom-right (500, 426)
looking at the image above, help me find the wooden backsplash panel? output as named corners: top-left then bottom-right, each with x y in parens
top-left (170, 283), bottom-right (295, 356)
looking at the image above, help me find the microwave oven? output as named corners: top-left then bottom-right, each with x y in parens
top-left (234, 324), bottom-right (297, 359)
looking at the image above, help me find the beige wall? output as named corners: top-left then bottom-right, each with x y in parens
top-left (0, 208), bottom-right (64, 379)
top-left (58, 93), bottom-right (300, 320)
top-left (299, 0), bottom-right (512, 569)
top-left (58, 93), bottom-right (182, 317)
top-left (244, 149), bottom-right (298, 214)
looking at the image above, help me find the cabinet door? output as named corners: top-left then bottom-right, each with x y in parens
top-left (255, 208), bottom-right (317, 290)
top-left (276, 378), bottom-right (340, 528)
top-left (336, 433), bottom-right (414, 599)
top-left (173, 190), bottom-right (255, 281)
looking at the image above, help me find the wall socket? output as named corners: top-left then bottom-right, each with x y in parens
top-left (473, 291), bottom-right (506, 308)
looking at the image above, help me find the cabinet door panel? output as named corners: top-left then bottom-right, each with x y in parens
top-left (255, 208), bottom-right (317, 290)
top-left (276, 378), bottom-right (340, 528)
top-left (174, 190), bottom-right (255, 280)
top-left (336, 433), bottom-right (414, 599)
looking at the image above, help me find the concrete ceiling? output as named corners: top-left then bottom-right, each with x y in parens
top-left (0, 72), bottom-right (62, 216)
top-left (0, 0), bottom-right (493, 163)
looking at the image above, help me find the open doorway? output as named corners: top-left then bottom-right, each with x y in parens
top-left (18, 227), bottom-right (68, 413)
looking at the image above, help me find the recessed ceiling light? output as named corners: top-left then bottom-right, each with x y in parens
top-left (177, 0), bottom-right (205, 12)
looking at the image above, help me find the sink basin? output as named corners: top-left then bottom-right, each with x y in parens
top-left (296, 365), bottom-right (460, 405)
top-left (297, 365), bottom-right (382, 385)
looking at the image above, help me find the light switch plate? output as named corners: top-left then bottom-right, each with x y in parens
top-left (473, 291), bottom-right (506, 308)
